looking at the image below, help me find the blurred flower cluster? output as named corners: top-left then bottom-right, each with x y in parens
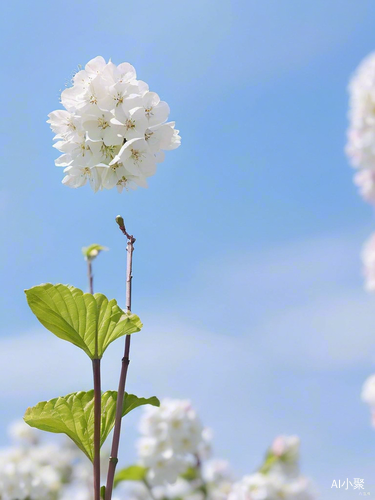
top-left (227, 436), bottom-right (315, 500)
top-left (347, 52), bottom-right (375, 176)
top-left (137, 398), bottom-right (211, 485)
top-left (347, 52), bottom-right (375, 428)
top-left (48, 56), bottom-right (180, 192)
top-left (346, 52), bottom-right (375, 291)
top-left (0, 420), bottom-right (87, 500)
top-left (120, 400), bottom-right (316, 500)
top-left (0, 400), bottom-right (315, 500)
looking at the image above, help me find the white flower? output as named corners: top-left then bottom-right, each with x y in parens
top-left (47, 110), bottom-right (82, 141)
top-left (142, 92), bottom-right (170, 127)
top-left (228, 473), bottom-right (277, 500)
top-left (270, 435), bottom-right (300, 462)
top-left (361, 233), bottom-right (375, 292)
top-left (202, 459), bottom-right (234, 500)
top-left (48, 56), bottom-right (180, 192)
top-left (203, 459), bottom-right (233, 484)
top-left (146, 453), bottom-right (190, 486)
top-left (228, 472), bottom-right (315, 500)
top-left (111, 138), bottom-right (156, 178)
top-left (267, 473), bottom-right (315, 500)
top-left (209, 482), bottom-right (233, 500)
top-left (8, 420), bottom-right (39, 446)
top-left (362, 373), bottom-right (375, 407)
top-left (354, 169), bottom-right (375, 204)
top-left (0, 447), bottom-right (63, 500)
top-left (0, 421), bottom-right (96, 500)
top-left (113, 106), bottom-right (148, 141)
top-left (137, 399), bottom-right (206, 486)
top-left (83, 108), bottom-right (124, 146)
top-left (346, 52), bottom-right (375, 170)
top-left (62, 165), bottom-right (101, 192)
top-left (227, 436), bottom-right (316, 500)
top-left (280, 476), bottom-right (316, 499)
top-left (153, 477), bottom-right (196, 499)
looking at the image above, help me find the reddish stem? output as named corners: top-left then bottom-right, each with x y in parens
top-left (88, 258), bottom-right (101, 500)
top-left (93, 359), bottom-right (101, 500)
top-left (105, 221), bottom-right (135, 500)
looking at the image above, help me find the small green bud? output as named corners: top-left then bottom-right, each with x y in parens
top-left (115, 215), bottom-right (125, 228)
top-left (82, 243), bottom-right (108, 262)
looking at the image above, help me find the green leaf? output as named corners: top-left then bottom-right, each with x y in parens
top-left (114, 465), bottom-right (148, 487)
top-left (25, 283), bottom-right (142, 359)
top-left (24, 391), bottom-right (159, 462)
top-left (82, 243), bottom-right (108, 262)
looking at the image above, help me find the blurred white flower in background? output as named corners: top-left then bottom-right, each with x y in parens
top-left (354, 169), bottom-right (375, 205)
top-left (137, 398), bottom-right (209, 485)
top-left (362, 373), bottom-right (375, 407)
top-left (228, 434), bottom-right (315, 500)
top-left (0, 405), bottom-right (316, 500)
top-left (8, 420), bottom-right (39, 445)
top-left (48, 56), bottom-right (180, 192)
top-left (346, 52), bottom-right (375, 173)
top-left (228, 473), bottom-right (277, 500)
top-left (361, 233), bottom-right (375, 292)
top-left (270, 435), bottom-right (300, 461)
top-left (0, 421), bottom-right (77, 500)
top-left (347, 51), bottom-right (375, 439)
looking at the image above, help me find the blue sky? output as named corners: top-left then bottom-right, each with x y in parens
top-left (1, 0), bottom-right (375, 497)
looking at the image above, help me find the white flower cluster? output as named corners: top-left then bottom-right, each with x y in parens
top-left (120, 458), bottom-right (234, 500)
top-left (124, 429), bottom-right (315, 500)
top-left (228, 436), bottom-right (315, 500)
top-left (346, 52), bottom-right (375, 291)
top-left (347, 54), bottom-right (375, 429)
top-left (48, 56), bottom-right (180, 192)
top-left (228, 473), bottom-right (314, 500)
top-left (347, 52), bottom-right (375, 176)
top-left (202, 459), bottom-right (234, 500)
top-left (0, 421), bottom-right (75, 500)
top-left (0, 408), bottom-right (316, 500)
top-left (137, 398), bottom-right (210, 486)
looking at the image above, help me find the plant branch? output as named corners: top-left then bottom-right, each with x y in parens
top-left (93, 359), bottom-right (101, 500)
top-left (88, 257), bottom-right (101, 500)
top-left (105, 217), bottom-right (136, 500)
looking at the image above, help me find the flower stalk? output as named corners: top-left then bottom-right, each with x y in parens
top-left (105, 216), bottom-right (136, 499)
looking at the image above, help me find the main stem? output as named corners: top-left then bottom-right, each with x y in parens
top-left (93, 359), bottom-right (101, 500)
top-left (88, 259), bottom-right (101, 500)
top-left (106, 221), bottom-right (135, 500)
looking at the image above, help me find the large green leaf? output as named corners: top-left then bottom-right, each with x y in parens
top-left (25, 283), bottom-right (142, 359)
top-left (24, 391), bottom-right (160, 462)
top-left (114, 465), bottom-right (148, 487)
